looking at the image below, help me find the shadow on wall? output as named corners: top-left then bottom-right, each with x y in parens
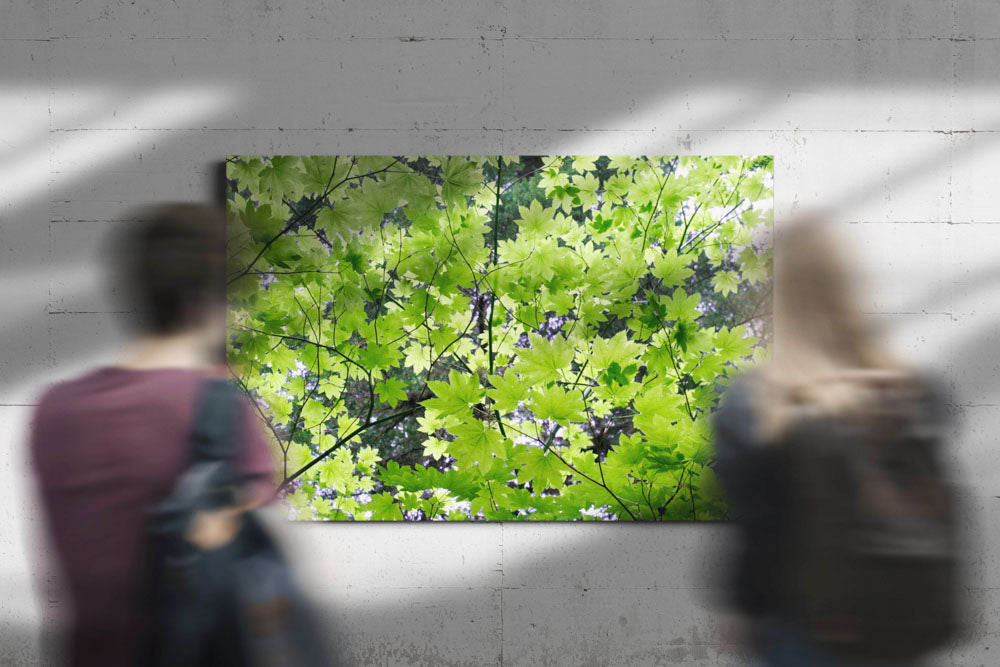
top-left (268, 520), bottom-right (749, 666)
top-left (259, 498), bottom-right (995, 665)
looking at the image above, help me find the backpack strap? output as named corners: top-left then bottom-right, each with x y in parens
top-left (185, 378), bottom-right (242, 509)
top-left (190, 378), bottom-right (241, 462)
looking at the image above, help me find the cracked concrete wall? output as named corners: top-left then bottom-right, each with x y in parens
top-left (2, 1), bottom-right (999, 665)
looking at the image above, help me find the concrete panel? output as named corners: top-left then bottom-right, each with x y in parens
top-left (863, 312), bottom-right (957, 375)
top-left (502, 38), bottom-right (953, 132)
top-left (954, 39), bottom-right (1000, 133)
top-left (831, 221), bottom-right (954, 316)
top-left (0, 0), bottom-right (47, 40)
top-left (770, 131), bottom-right (953, 223)
top-left (955, 495), bottom-right (1000, 591)
top-left (950, 222), bottom-right (1000, 321)
top-left (44, 312), bottom-right (132, 389)
top-left (0, 407), bottom-right (44, 666)
top-left (955, 0), bottom-right (1000, 40)
top-left (950, 133), bottom-right (1000, 224)
top-left (280, 523), bottom-right (503, 592)
top-left (47, 220), bottom-right (124, 315)
top-left (43, 1), bottom-right (958, 43)
top-left (49, 38), bottom-right (503, 132)
top-left (46, 129), bottom-right (505, 176)
top-left (1, 40), bottom-right (52, 406)
top-left (507, 1), bottom-right (954, 41)
top-left (49, 170), bottom-right (216, 223)
top-left (951, 406), bottom-right (1000, 498)
top-left (49, 0), bottom-right (505, 41)
top-left (501, 523), bottom-right (726, 592)
top-left (501, 586), bottom-right (740, 666)
top-left (329, 585), bottom-right (502, 667)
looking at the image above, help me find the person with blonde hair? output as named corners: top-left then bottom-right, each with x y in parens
top-left (713, 217), bottom-right (962, 666)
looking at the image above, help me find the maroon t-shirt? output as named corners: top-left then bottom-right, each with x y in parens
top-left (29, 367), bottom-right (277, 667)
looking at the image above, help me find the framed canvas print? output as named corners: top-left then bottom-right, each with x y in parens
top-left (225, 155), bottom-right (772, 521)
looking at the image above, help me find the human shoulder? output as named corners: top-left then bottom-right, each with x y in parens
top-left (716, 371), bottom-right (766, 423)
top-left (28, 370), bottom-right (114, 462)
top-left (713, 371), bottom-right (771, 453)
top-left (32, 369), bottom-right (106, 415)
top-left (896, 368), bottom-right (953, 429)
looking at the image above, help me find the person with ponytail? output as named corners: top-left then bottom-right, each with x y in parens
top-left (714, 217), bottom-right (962, 666)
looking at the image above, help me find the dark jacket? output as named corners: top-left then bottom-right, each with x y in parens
top-left (712, 371), bottom-right (952, 618)
top-left (712, 374), bottom-right (792, 617)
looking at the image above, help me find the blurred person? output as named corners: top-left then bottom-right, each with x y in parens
top-left (713, 218), bottom-right (963, 666)
top-left (29, 204), bottom-right (276, 666)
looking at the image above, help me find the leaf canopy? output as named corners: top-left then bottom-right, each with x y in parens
top-left (226, 154), bottom-right (773, 521)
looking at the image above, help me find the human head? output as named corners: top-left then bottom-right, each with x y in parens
top-left (773, 214), bottom-right (884, 373)
top-left (111, 203), bottom-right (228, 348)
top-left (752, 213), bottom-right (901, 439)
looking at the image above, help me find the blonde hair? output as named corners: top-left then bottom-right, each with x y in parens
top-left (749, 216), bottom-right (908, 442)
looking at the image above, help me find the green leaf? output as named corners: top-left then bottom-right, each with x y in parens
top-left (440, 157), bottom-right (482, 206)
top-left (514, 333), bottom-right (575, 385)
top-left (318, 449), bottom-right (355, 491)
top-left (486, 372), bottom-right (529, 414)
top-left (600, 361), bottom-right (638, 387)
top-left (570, 155), bottom-right (599, 174)
top-left (714, 325), bottom-right (757, 362)
top-left (269, 343), bottom-right (298, 374)
top-left (673, 320), bottom-right (693, 353)
top-left (665, 288), bottom-right (701, 323)
top-left (228, 157), bottom-right (263, 193)
top-left (514, 199), bottom-right (555, 240)
top-left (712, 270), bottom-right (740, 296)
top-left (241, 201), bottom-right (284, 244)
top-left (422, 436), bottom-right (450, 460)
top-left (448, 420), bottom-right (506, 467)
top-left (258, 156), bottom-right (304, 202)
top-left (366, 492), bottom-right (402, 521)
top-left (529, 385), bottom-right (583, 425)
top-left (591, 331), bottom-right (644, 371)
top-left (299, 155), bottom-right (348, 194)
top-left (356, 445), bottom-right (383, 469)
top-left (357, 343), bottom-right (403, 372)
top-left (651, 248), bottom-right (694, 287)
top-left (422, 369), bottom-right (485, 417)
top-left (300, 399), bottom-right (330, 427)
top-left (375, 377), bottom-right (408, 408)
top-left (738, 247), bottom-right (769, 284)
top-left (516, 446), bottom-right (565, 491)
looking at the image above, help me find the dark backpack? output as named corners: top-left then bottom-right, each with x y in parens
top-left (779, 374), bottom-right (962, 661)
top-left (148, 379), bottom-right (337, 667)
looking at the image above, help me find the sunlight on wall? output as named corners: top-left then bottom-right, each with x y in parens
top-left (0, 84), bottom-right (239, 210)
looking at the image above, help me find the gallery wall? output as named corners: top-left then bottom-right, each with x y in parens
top-left (2, 1), bottom-right (999, 664)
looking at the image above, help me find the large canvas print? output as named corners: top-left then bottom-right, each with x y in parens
top-left (226, 155), bottom-right (772, 521)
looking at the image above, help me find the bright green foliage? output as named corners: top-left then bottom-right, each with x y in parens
top-left (374, 378), bottom-right (408, 409)
top-left (226, 154), bottom-right (773, 521)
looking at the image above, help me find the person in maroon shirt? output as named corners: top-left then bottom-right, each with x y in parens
top-left (30, 204), bottom-right (277, 666)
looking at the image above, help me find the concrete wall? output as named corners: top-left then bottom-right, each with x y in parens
top-left (2, 1), bottom-right (999, 664)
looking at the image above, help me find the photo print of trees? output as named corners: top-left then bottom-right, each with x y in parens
top-left (226, 154), bottom-right (773, 521)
